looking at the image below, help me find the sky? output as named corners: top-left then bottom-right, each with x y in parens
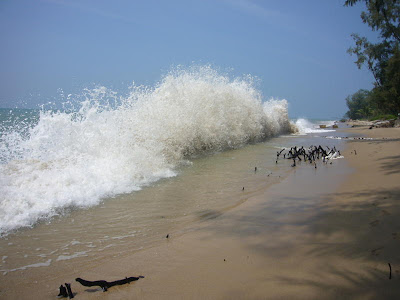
top-left (0, 0), bottom-right (379, 119)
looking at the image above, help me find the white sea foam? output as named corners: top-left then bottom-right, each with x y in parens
top-left (1, 259), bottom-right (52, 274)
top-left (326, 152), bottom-right (344, 160)
top-left (294, 118), bottom-right (336, 135)
top-left (0, 66), bottom-right (292, 235)
top-left (56, 251), bottom-right (88, 261)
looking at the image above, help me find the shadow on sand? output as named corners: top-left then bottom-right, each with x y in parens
top-left (197, 181), bottom-right (400, 299)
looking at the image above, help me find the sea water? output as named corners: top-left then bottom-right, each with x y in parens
top-left (0, 66), bottom-right (345, 276)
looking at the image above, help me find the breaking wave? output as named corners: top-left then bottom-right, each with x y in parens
top-left (0, 66), bottom-right (292, 235)
top-left (294, 118), bottom-right (336, 134)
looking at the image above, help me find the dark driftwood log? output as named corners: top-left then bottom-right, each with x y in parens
top-left (75, 276), bottom-right (144, 292)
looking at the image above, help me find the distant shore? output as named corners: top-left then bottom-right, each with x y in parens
top-left (1, 126), bottom-right (399, 299)
top-left (345, 118), bottom-right (400, 128)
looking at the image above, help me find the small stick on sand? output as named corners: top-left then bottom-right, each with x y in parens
top-left (388, 263), bottom-right (392, 279)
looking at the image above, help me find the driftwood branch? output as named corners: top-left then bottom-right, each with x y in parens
top-left (76, 276), bottom-right (144, 292)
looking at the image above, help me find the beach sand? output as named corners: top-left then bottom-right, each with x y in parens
top-left (1, 127), bottom-right (399, 299)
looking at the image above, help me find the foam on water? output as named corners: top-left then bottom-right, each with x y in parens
top-left (1, 258), bottom-right (52, 275)
top-left (0, 66), bottom-right (292, 235)
top-left (294, 118), bottom-right (336, 134)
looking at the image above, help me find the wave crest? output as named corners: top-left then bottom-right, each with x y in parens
top-left (0, 66), bottom-right (292, 234)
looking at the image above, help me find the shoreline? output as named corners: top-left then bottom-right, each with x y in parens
top-left (1, 127), bottom-right (399, 299)
top-left (78, 126), bottom-right (400, 299)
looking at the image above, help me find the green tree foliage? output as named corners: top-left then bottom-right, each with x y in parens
top-left (381, 47), bottom-right (400, 112)
top-left (345, 0), bottom-right (400, 42)
top-left (345, 89), bottom-right (372, 119)
top-left (345, 0), bottom-right (400, 118)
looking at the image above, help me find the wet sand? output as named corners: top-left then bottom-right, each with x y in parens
top-left (1, 127), bottom-right (400, 299)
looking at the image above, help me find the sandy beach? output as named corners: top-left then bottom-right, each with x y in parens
top-left (1, 126), bottom-right (399, 299)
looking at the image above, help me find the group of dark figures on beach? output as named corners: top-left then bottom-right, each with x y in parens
top-left (275, 145), bottom-right (342, 168)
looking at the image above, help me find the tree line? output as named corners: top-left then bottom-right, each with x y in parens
top-left (345, 0), bottom-right (400, 120)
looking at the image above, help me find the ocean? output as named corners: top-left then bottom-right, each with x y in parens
top-left (0, 66), bottom-right (347, 276)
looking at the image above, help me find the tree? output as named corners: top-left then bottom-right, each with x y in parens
top-left (345, 0), bottom-right (400, 116)
top-left (369, 47), bottom-right (400, 113)
top-left (345, 89), bottom-right (372, 119)
top-left (345, 0), bottom-right (400, 43)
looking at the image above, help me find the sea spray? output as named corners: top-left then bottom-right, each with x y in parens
top-left (294, 118), bottom-right (336, 134)
top-left (0, 66), bottom-right (292, 235)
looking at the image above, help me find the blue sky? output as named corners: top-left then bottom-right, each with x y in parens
top-left (0, 0), bottom-right (377, 118)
